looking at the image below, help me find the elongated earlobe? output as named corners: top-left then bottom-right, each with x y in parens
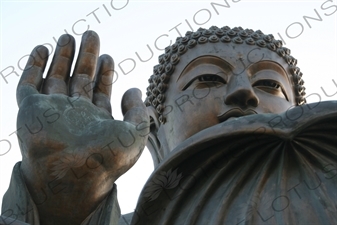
top-left (146, 106), bottom-right (164, 167)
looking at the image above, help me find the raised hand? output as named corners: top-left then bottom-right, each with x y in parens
top-left (16, 31), bottom-right (149, 225)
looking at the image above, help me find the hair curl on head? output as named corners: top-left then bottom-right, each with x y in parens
top-left (145, 26), bottom-right (306, 124)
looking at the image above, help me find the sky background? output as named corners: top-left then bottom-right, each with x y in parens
top-left (1, 0), bottom-right (336, 215)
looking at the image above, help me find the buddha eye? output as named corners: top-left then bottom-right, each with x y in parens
top-left (183, 74), bottom-right (226, 90)
top-left (198, 75), bottom-right (226, 83)
top-left (254, 80), bottom-right (280, 89)
top-left (253, 79), bottom-right (288, 100)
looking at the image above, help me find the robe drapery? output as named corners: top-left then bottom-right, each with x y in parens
top-left (132, 101), bottom-right (337, 225)
top-left (1, 164), bottom-right (121, 225)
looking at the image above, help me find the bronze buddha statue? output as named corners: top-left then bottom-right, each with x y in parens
top-left (1, 26), bottom-right (336, 225)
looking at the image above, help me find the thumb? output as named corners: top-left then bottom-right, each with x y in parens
top-left (122, 88), bottom-right (149, 127)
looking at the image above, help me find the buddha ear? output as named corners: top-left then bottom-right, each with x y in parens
top-left (146, 105), bottom-right (164, 167)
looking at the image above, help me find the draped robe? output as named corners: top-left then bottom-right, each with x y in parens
top-left (131, 101), bottom-right (337, 225)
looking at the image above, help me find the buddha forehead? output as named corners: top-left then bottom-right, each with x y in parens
top-left (167, 43), bottom-right (294, 101)
top-left (170, 42), bottom-right (291, 81)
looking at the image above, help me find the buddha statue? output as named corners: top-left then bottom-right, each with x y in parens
top-left (1, 26), bottom-right (336, 225)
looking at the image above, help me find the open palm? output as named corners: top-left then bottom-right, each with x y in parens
top-left (16, 31), bottom-right (149, 225)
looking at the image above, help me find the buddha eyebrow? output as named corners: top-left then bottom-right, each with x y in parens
top-left (247, 60), bottom-right (288, 78)
top-left (177, 56), bottom-right (233, 81)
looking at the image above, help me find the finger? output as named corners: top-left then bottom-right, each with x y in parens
top-left (93, 54), bottom-right (114, 114)
top-left (69, 30), bottom-right (100, 100)
top-left (122, 88), bottom-right (149, 127)
top-left (16, 45), bottom-right (49, 106)
top-left (42, 34), bottom-right (75, 95)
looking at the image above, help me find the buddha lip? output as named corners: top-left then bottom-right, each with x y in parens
top-left (217, 108), bottom-right (257, 122)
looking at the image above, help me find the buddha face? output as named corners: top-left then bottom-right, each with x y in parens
top-left (154, 42), bottom-right (296, 152)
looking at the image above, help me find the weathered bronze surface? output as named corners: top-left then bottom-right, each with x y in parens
top-left (1, 26), bottom-right (336, 225)
top-left (2, 31), bottom-right (149, 225)
top-left (135, 101), bottom-right (337, 224)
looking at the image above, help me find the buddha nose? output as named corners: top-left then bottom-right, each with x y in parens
top-left (224, 75), bottom-right (259, 108)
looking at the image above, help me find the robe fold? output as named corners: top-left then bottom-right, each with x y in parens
top-left (1, 163), bottom-right (121, 225)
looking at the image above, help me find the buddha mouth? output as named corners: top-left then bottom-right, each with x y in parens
top-left (217, 108), bottom-right (257, 122)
